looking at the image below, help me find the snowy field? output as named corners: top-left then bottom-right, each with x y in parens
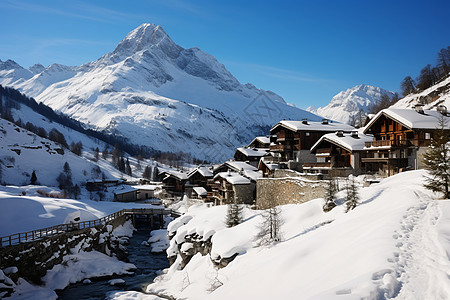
top-left (0, 185), bottom-right (158, 236)
top-left (107, 170), bottom-right (450, 300)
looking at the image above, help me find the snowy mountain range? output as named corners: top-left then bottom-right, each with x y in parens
top-left (307, 84), bottom-right (395, 124)
top-left (0, 23), bottom-right (321, 162)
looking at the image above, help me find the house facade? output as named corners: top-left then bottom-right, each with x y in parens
top-left (307, 130), bottom-right (374, 176)
top-left (362, 106), bottom-right (450, 176)
top-left (269, 119), bottom-right (354, 169)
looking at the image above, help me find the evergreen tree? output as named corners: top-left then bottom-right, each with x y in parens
top-left (102, 146), bottom-right (109, 159)
top-left (72, 184), bottom-right (81, 199)
top-left (118, 155), bottom-right (126, 173)
top-left (226, 198), bottom-right (243, 227)
top-left (323, 177), bottom-right (338, 212)
top-left (153, 166), bottom-right (159, 181)
top-left (400, 76), bottom-right (416, 96)
top-left (142, 165), bottom-right (152, 179)
top-left (30, 170), bottom-right (37, 185)
top-left (70, 141), bottom-right (83, 156)
top-left (345, 176), bottom-right (360, 212)
top-left (57, 162), bottom-right (73, 195)
top-left (423, 116), bottom-right (450, 199)
top-left (125, 157), bottom-right (132, 176)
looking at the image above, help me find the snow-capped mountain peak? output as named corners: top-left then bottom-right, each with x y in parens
top-left (0, 23), bottom-right (322, 161)
top-left (112, 23), bottom-right (181, 59)
top-left (308, 84), bottom-right (394, 124)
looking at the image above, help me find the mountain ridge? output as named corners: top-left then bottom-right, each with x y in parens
top-left (0, 23), bottom-right (321, 162)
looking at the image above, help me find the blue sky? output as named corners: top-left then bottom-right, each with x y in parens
top-left (1, 0), bottom-right (449, 109)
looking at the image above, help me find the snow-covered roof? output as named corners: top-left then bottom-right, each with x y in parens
top-left (236, 147), bottom-right (270, 157)
top-left (311, 131), bottom-right (374, 153)
top-left (271, 120), bottom-right (354, 133)
top-left (187, 166), bottom-right (214, 178)
top-left (113, 184), bottom-right (161, 195)
top-left (247, 136), bottom-right (271, 147)
top-left (259, 159), bottom-right (281, 171)
top-left (214, 172), bottom-right (251, 185)
top-left (193, 187), bottom-right (207, 196)
top-left (217, 161), bottom-right (258, 173)
top-left (160, 169), bottom-right (189, 180)
top-left (363, 108), bottom-right (450, 133)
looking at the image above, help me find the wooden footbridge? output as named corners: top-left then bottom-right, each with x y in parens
top-left (0, 208), bottom-right (182, 248)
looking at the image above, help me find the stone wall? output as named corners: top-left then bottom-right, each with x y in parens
top-left (256, 176), bottom-right (326, 209)
top-left (0, 215), bottom-right (130, 285)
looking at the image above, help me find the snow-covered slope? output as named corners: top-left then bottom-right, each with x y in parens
top-left (392, 75), bottom-right (450, 110)
top-left (308, 84), bottom-right (395, 124)
top-left (106, 170), bottom-right (450, 300)
top-left (0, 24), bottom-right (321, 162)
top-left (0, 118), bottom-right (115, 186)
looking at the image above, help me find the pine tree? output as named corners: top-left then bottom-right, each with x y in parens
top-left (125, 158), bottom-right (132, 176)
top-left (57, 162), bottom-right (73, 195)
top-left (423, 116), bottom-right (450, 199)
top-left (94, 147), bottom-right (100, 161)
top-left (323, 177), bottom-right (338, 212)
top-left (226, 198), bottom-right (243, 227)
top-left (30, 170), bottom-right (37, 185)
top-left (142, 165), bottom-right (152, 179)
top-left (400, 76), bottom-right (416, 97)
top-left (345, 176), bottom-right (360, 212)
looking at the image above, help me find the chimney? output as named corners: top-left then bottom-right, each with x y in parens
top-left (321, 119), bottom-right (329, 125)
top-left (302, 118), bottom-right (308, 125)
top-left (414, 104), bottom-right (425, 114)
top-left (437, 105), bottom-right (448, 116)
top-left (351, 130), bottom-right (359, 138)
top-left (336, 130), bottom-right (344, 137)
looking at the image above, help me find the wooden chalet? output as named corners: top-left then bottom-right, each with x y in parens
top-left (269, 119), bottom-right (354, 168)
top-left (247, 136), bottom-right (273, 148)
top-left (159, 170), bottom-right (189, 196)
top-left (362, 106), bottom-right (450, 176)
top-left (208, 171), bottom-right (257, 205)
top-left (213, 160), bottom-right (258, 175)
top-left (233, 147), bottom-right (270, 167)
top-left (186, 166), bottom-right (213, 189)
top-left (308, 130), bottom-right (374, 176)
top-left (113, 185), bottom-right (161, 202)
top-left (258, 158), bottom-right (280, 177)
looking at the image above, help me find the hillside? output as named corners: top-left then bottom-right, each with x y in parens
top-left (392, 75), bottom-right (450, 110)
top-left (307, 84), bottom-right (394, 125)
top-left (0, 24), bottom-right (322, 162)
top-left (0, 118), bottom-right (116, 187)
top-left (106, 170), bottom-right (450, 300)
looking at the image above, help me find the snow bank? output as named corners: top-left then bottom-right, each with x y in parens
top-left (43, 251), bottom-right (135, 290)
top-left (138, 170), bottom-right (450, 299)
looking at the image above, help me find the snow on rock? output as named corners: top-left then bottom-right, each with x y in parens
top-left (393, 75), bottom-right (450, 110)
top-left (307, 84), bottom-right (395, 124)
top-left (132, 170), bottom-right (450, 300)
top-left (108, 278), bottom-right (126, 286)
top-left (43, 251), bottom-right (135, 290)
top-left (148, 229), bottom-right (170, 253)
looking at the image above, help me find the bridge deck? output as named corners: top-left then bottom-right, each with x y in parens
top-left (0, 208), bottom-right (181, 248)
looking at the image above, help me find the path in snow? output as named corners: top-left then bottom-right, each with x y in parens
top-left (393, 194), bottom-right (450, 299)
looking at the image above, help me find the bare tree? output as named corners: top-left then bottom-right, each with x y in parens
top-left (256, 199), bottom-right (283, 245)
top-left (345, 176), bottom-right (360, 212)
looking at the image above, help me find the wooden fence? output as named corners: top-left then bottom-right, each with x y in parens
top-left (0, 208), bottom-right (181, 248)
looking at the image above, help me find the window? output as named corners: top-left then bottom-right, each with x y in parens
top-left (305, 132), bottom-right (310, 136)
top-left (425, 132), bottom-right (431, 140)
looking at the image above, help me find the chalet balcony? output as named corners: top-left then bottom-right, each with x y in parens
top-left (361, 157), bottom-right (409, 166)
top-left (364, 140), bottom-right (411, 148)
top-left (303, 162), bottom-right (332, 169)
top-left (270, 144), bottom-right (292, 152)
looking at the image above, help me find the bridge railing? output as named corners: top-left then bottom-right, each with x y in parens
top-left (0, 208), bottom-right (181, 248)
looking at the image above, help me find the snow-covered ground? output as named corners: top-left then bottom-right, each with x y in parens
top-left (105, 170), bottom-right (450, 300)
top-left (0, 184), bottom-right (160, 236)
